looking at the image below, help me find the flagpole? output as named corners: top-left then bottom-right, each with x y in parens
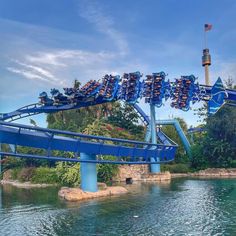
top-left (204, 29), bottom-right (207, 48)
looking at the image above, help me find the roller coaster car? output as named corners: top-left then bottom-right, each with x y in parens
top-left (123, 73), bottom-right (129, 79)
top-left (171, 102), bottom-right (178, 108)
top-left (181, 95), bottom-right (188, 100)
top-left (192, 96), bottom-right (199, 104)
top-left (144, 92), bottom-right (152, 97)
top-left (63, 88), bottom-right (75, 96)
top-left (81, 80), bottom-right (93, 91)
top-left (176, 78), bottom-right (182, 83)
top-left (153, 92), bottom-right (161, 96)
top-left (154, 84), bottom-right (162, 89)
top-left (129, 76), bottom-right (138, 81)
top-left (50, 89), bottom-right (69, 105)
top-left (144, 88), bottom-right (151, 93)
top-left (73, 91), bottom-right (85, 102)
top-left (144, 81), bottom-right (152, 85)
top-left (39, 91), bottom-right (48, 100)
top-left (129, 71), bottom-right (141, 77)
top-left (154, 77), bottom-right (162, 82)
top-left (146, 75), bottom-right (152, 79)
top-left (165, 94), bottom-right (170, 100)
top-left (39, 92), bottom-right (54, 105)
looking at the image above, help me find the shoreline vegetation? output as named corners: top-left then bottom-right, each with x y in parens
top-left (2, 168), bottom-right (236, 189)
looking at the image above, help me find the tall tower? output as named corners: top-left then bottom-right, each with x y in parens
top-left (202, 48), bottom-right (211, 86)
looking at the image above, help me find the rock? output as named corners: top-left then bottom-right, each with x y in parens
top-left (109, 186), bottom-right (128, 195)
top-left (58, 186), bottom-right (128, 202)
top-left (2, 170), bottom-right (13, 180)
top-left (0, 180), bottom-right (56, 188)
top-left (113, 164), bottom-right (149, 182)
top-left (171, 168), bottom-right (236, 178)
top-left (141, 171), bottom-right (171, 182)
top-left (98, 182), bottom-right (107, 190)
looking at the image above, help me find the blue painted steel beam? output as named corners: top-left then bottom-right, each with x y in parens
top-left (133, 104), bottom-right (150, 124)
top-left (0, 143), bottom-right (1, 175)
top-left (80, 153), bottom-right (97, 192)
top-left (150, 104), bottom-right (160, 173)
top-left (187, 127), bottom-right (206, 134)
top-left (0, 122), bottom-right (177, 162)
top-left (156, 119), bottom-right (192, 158)
top-left (202, 85), bottom-right (236, 102)
top-left (0, 152), bottom-right (175, 165)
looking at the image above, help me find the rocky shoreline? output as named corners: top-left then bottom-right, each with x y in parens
top-left (0, 180), bottom-right (56, 188)
top-left (1, 168), bottom-right (236, 195)
top-left (58, 186), bottom-right (128, 201)
top-left (171, 168), bottom-right (236, 178)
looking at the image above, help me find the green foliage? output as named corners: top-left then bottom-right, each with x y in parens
top-left (18, 167), bottom-right (36, 182)
top-left (3, 156), bottom-right (25, 170)
top-left (11, 168), bottom-right (21, 180)
top-left (107, 103), bottom-right (145, 140)
top-left (191, 103), bottom-right (236, 169)
top-left (31, 167), bottom-right (59, 184)
top-left (161, 163), bottom-right (191, 173)
top-left (97, 156), bottom-right (119, 183)
top-left (191, 142), bottom-right (209, 170)
top-left (55, 162), bottom-right (81, 187)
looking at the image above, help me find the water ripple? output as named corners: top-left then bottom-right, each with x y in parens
top-left (1, 179), bottom-right (236, 236)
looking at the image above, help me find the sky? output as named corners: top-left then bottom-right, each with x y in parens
top-left (0, 0), bottom-right (236, 127)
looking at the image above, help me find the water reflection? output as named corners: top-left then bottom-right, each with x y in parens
top-left (1, 179), bottom-right (236, 235)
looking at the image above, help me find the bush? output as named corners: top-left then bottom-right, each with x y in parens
top-left (161, 163), bottom-right (192, 173)
top-left (3, 157), bottom-right (25, 170)
top-left (31, 167), bottom-right (59, 184)
top-left (56, 162), bottom-right (81, 187)
top-left (191, 144), bottom-right (209, 170)
top-left (11, 168), bottom-right (21, 180)
top-left (97, 156), bottom-right (119, 183)
top-left (18, 167), bottom-right (36, 182)
top-left (230, 160), bottom-right (236, 168)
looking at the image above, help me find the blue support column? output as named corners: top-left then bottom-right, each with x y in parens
top-left (0, 143), bottom-right (2, 176)
top-left (145, 124), bottom-right (151, 142)
top-left (150, 104), bottom-right (160, 173)
top-left (80, 152), bottom-right (98, 192)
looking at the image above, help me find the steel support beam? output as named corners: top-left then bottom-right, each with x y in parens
top-left (80, 152), bottom-right (98, 192)
top-left (0, 143), bottom-right (2, 176)
top-left (150, 104), bottom-right (160, 173)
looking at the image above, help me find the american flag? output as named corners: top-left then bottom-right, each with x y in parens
top-left (204, 24), bottom-right (212, 31)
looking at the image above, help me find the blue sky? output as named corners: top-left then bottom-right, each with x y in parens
top-left (0, 0), bottom-right (236, 127)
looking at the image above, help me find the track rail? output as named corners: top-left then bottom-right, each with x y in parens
top-left (0, 121), bottom-right (177, 164)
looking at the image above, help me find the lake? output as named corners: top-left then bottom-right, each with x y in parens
top-left (1, 178), bottom-right (236, 236)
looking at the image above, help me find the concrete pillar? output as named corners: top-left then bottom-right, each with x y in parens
top-left (150, 104), bottom-right (160, 173)
top-left (205, 65), bottom-right (210, 86)
top-left (80, 153), bottom-right (98, 192)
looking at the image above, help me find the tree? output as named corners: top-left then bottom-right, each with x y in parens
top-left (107, 103), bottom-right (145, 140)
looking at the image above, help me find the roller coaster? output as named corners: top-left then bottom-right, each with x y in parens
top-left (0, 72), bottom-right (235, 191)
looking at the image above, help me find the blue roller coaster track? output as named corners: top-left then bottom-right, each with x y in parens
top-left (0, 73), bottom-right (235, 163)
top-left (0, 71), bottom-right (235, 192)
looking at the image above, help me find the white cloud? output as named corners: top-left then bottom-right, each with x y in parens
top-left (7, 67), bottom-right (49, 82)
top-left (25, 49), bottom-right (115, 67)
top-left (77, 0), bottom-right (129, 56)
top-left (14, 60), bottom-right (56, 80)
